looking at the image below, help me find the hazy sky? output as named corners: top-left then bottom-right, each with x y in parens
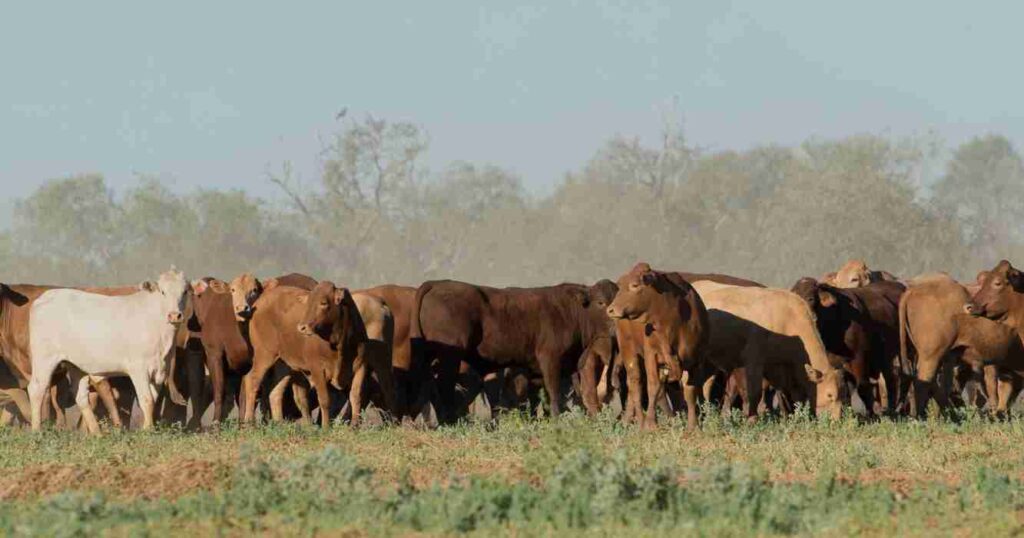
top-left (1, 2), bottom-right (1021, 201)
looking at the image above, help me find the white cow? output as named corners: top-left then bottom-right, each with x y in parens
top-left (28, 268), bottom-right (192, 433)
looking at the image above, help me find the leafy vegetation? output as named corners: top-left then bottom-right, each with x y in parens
top-left (1, 410), bottom-right (1024, 535)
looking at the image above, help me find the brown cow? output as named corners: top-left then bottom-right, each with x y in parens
top-left (823, 260), bottom-right (899, 289)
top-left (410, 279), bottom-right (617, 422)
top-left (691, 281), bottom-right (847, 420)
top-left (298, 281), bottom-right (396, 426)
top-left (791, 277), bottom-right (905, 416)
top-left (898, 273), bottom-right (975, 417)
top-left (607, 263), bottom-right (709, 430)
top-left (615, 271), bottom-right (763, 425)
top-left (241, 284), bottom-right (350, 428)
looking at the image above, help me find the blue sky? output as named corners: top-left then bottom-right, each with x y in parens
top-left (1, 2), bottom-right (1021, 202)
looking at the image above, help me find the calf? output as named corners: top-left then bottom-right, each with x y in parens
top-left (410, 279), bottom-right (617, 422)
top-left (298, 281), bottom-right (396, 426)
top-left (606, 263), bottom-right (709, 430)
top-left (28, 268), bottom-right (191, 433)
top-left (822, 259), bottom-right (899, 289)
top-left (791, 278), bottom-right (905, 415)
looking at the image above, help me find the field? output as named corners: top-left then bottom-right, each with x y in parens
top-left (1, 406), bottom-right (1024, 536)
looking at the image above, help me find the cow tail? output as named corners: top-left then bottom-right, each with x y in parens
top-left (899, 290), bottom-right (914, 377)
top-left (410, 282), bottom-right (434, 341)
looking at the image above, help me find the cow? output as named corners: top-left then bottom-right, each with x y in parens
top-left (410, 279), bottom-right (617, 422)
top-left (614, 271), bottom-right (763, 425)
top-left (898, 273), bottom-right (977, 417)
top-left (356, 285), bottom-right (420, 417)
top-left (27, 268), bottom-right (191, 433)
top-left (690, 281), bottom-right (847, 421)
top-left (298, 281), bottom-right (397, 426)
top-left (240, 283), bottom-right (346, 428)
top-left (790, 277), bottom-right (905, 416)
top-left (606, 263), bottom-right (709, 430)
top-left (823, 260), bottom-right (899, 289)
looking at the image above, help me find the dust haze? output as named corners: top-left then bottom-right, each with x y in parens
top-left (1, 115), bottom-right (1020, 288)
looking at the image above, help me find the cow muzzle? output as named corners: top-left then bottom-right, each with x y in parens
top-left (167, 311), bottom-right (184, 324)
top-left (297, 323), bottom-right (314, 336)
top-left (234, 305), bottom-right (253, 321)
top-left (964, 302), bottom-right (982, 316)
top-left (606, 306), bottom-right (624, 319)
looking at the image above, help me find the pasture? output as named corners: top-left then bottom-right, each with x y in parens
top-left (3, 408), bottom-right (1024, 536)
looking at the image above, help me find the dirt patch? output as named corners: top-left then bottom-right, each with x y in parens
top-left (0, 459), bottom-right (228, 501)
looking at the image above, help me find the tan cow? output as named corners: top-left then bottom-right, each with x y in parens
top-left (298, 281), bottom-right (397, 426)
top-left (691, 282), bottom-right (847, 420)
top-left (823, 260), bottom-right (899, 289)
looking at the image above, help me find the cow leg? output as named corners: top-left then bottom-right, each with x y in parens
top-left (268, 370), bottom-right (292, 422)
top-left (348, 355), bottom-right (368, 427)
top-left (911, 353), bottom-right (941, 419)
top-left (92, 380), bottom-right (123, 429)
top-left (28, 360), bottom-right (59, 432)
top-left (640, 342), bottom-right (664, 430)
top-left (742, 359), bottom-right (764, 423)
top-left (368, 344), bottom-right (398, 419)
top-left (578, 347), bottom-right (601, 416)
top-left (125, 369), bottom-right (156, 430)
top-left (290, 377), bottom-right (313, 425)
top-left (983, 365), bottom-right (999, 413)
top-left (850, 354), bottom-right (875, 419)
top-left (996, 374), bottom-right (1022, 417)
top-left (538, 353), bottom-right (562, 418)
top-left (622, 354), bottom-right (643, 424)
top-left (242, 353), bottom-right (276, 424)
top-left (681, 364), bottom-right (702, 431)
top-left (204, 345), bottom-right (226, 424)
top-left (184, 349), bottom-right (207, 430)
top-left (2, 389), bottom-right (31, 426)
top-left (310, 368), bottom-right (331, 430)
top-left (69, 371), bottom-right (101, 435)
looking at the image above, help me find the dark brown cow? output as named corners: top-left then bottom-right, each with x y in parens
top-left (410, 279), bottom-right (617, 421)
top-left (607, 263), bottom-right (709, 430)
top-left (791, 277), bottom-right (905, 415)
top-left (615, 271), bottom-right (762, 425)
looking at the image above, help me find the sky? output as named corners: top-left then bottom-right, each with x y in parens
top-left (1, 1), bottom-right (1022, 206)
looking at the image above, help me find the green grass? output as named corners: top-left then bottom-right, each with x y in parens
top-left (2, 407), bottom-right (1024, 535)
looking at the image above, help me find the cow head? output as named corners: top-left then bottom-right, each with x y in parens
top-left (805, 364), bottom-right (846, 420)
top-left (791, 277), bottom-right (838, 312)
top-left (831, 260), bottom-right (871, 289)
top-left (968, 260), bottom-right (1024, 319)
top-left (582, 279), bottom-right (618, 339)
top-left (297, 281), bottom-right (353, 342)
top-left (229, 273), bottom-right (264, 321)
top-left (151, 267), bottom-right (192, 325)
top-left (607, 262), bottom-right (663, 322)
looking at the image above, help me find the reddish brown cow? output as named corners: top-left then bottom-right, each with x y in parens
top-left (615, 271), bottom-right (762, 425)
top-left (241, 284), bottom-right (354, 428)
top-left (298, 281), bottom-right (396, 426)
top-left (791, 278), bottom-right (905, 415)
top-left (607, 263), bottom-right (709, 430)
top-left (410, 279), bottom-right (617, 421)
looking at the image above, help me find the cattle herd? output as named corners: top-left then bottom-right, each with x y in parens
top-left (1, 257), bottom-right (1023, 434)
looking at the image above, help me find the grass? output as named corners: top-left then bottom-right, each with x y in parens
top-left (2, 405), bottom-right (1024, 535)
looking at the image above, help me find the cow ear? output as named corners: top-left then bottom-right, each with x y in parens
top-left (641, 272), bottom-right (657, 286)
top-left (1008, 267), bottom-right (1024, 292)
top-left (976, 271), bottom-right (987, 284)
top-left (138, 281), bottom-right (157, 292)
top-left (818, 290), bottom-right (836, 308)
top-left (333, 287), bottom-right (352, 305)
top-left (805, 364), bottom-right (825, 384)
top-left (191, 279), bottom-right (208, 296)
top-left (262, 278), bottom-right (277, 292)
top-left (574, 289), bottom-right (590, 308)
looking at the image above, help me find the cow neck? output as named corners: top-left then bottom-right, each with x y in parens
top-left (645, 288), bottom-right (686, 341)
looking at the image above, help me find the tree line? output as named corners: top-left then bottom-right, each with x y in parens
top-left (3, 115), bottom-right (1023, 289)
